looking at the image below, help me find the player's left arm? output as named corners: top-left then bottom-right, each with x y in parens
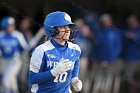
top-left (71, 58), bottom-right (82, 91)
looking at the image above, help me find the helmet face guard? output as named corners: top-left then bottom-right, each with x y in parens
top-left (69, 26), bottom-right (78, 41)
top-left (54, 25), bottom-right (78, 41)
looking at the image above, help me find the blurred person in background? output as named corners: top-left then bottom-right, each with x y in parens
top-left (18, 16), bottom-right (33, 93)
top-left (74, 19), bottom-right (93, 93)
top-left (91, 14), bottom-right (122, 93)
top-left (123, 15), bottom-right (140, 93)
top-left (19, 16), bottom-right (33, 43)
top-left (0, 17), bottom-right (27, 93)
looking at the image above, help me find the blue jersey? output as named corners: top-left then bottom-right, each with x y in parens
top-left (123, 27), bottom-right (140, 61)
top-left (92, 26), bottom-right (122, 62)
top-left (29, 39), bottom-right (81, 93)
top-left (0, 31), bottom-right (27, 58)
top-left (74, 30), bottom-right (89, 57)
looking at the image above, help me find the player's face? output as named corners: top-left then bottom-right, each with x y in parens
top-left (102, 19), bottom-right (112, 28)
top-left (6, 24), bottom-right (15, 33)
top-left (128, 18), bottom-right (139, 28)
top-left (56, 25), bottom-right (71, 40)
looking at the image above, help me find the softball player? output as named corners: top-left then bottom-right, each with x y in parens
top-left (29, 11), bottom-right (82, 93)
top-left (0, 17), bottom-right (27, 93)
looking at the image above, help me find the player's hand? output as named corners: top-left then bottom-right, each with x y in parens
top-left (72, 77), bottom-right (82, 91)
top-left (51, 59), bottom-right (73, 76)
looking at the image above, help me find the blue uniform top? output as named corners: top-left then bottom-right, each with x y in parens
top-left (29, 39), bottom-right (81, 93)
top-left (74, 30), bottom-right (89, 57)
top-left (123, 27), bottom-right (140, 61)
top-left (0, 31), bottom-right (27, 58)
top-left (92, 26), bottom-right (122, 62)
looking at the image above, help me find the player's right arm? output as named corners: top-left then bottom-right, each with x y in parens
top-left (29, 46), bottom-right (72, 84)
top-left (29, 46), bottom-right (55, 84)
